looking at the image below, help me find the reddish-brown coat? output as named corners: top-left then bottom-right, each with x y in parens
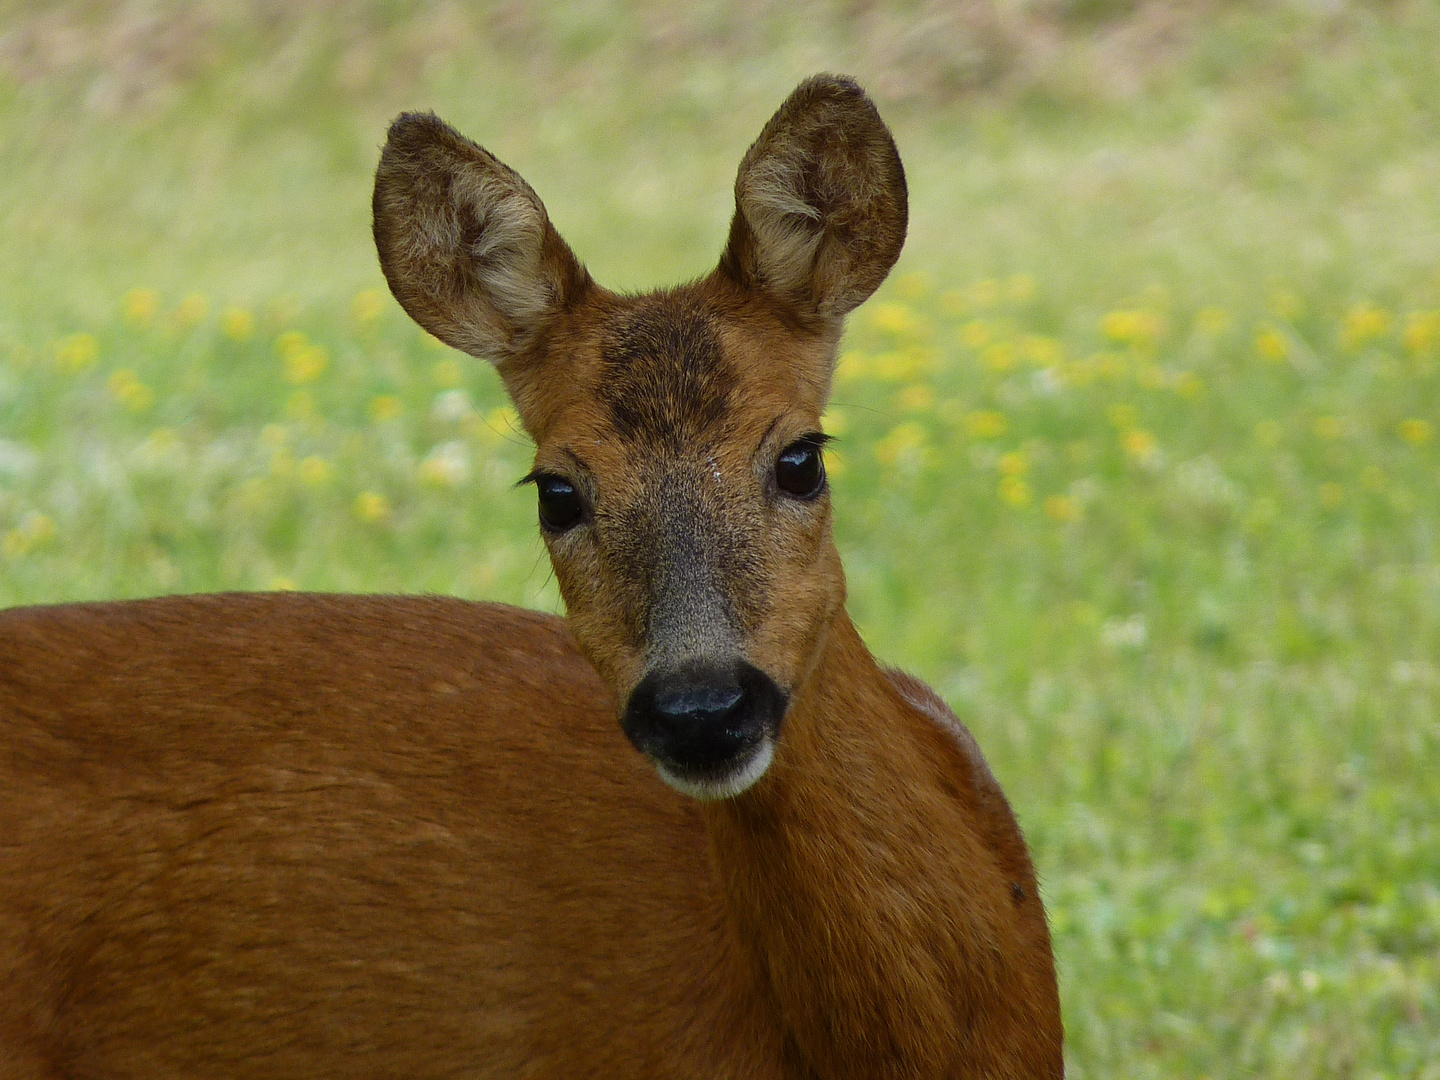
top-left (0, 595), bottom-right (1059, 1078)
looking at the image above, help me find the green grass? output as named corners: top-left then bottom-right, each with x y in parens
top-left (3, 2), bottom-right (1439, 1076)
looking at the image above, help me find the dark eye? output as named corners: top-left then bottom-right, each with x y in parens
top-left (775, 437), bottom-right (827, 500)
top-left (535, 475), bottom-right (585, 532)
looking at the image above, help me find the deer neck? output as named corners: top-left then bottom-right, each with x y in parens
top-left (702, 612), bottom-right (1027, 1079)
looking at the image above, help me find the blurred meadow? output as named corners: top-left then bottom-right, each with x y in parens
top-left (2, 0), bottom-right (1439, 1075)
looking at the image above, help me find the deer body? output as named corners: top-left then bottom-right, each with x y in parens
top-left (1, 76), bottom-right (1062, 1078)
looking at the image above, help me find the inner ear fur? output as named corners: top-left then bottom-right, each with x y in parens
top-left (373, 112), bottom-right (591, 364)
top-left (718, 74), bottom-right (908, 320)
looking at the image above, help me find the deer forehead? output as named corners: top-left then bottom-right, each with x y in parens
top-left (528, 289), bottom-right (836, 457)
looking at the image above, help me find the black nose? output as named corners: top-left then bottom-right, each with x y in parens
top-left (622, 660), bottom-right (787, 778)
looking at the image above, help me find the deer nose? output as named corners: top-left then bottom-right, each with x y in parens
top-left (622, 661), bottom-right (787, 788)
top-left (655, 681), bottom-right (744, 729)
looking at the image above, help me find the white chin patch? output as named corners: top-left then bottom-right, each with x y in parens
top-left (653, 738), bottom-right (775, 802)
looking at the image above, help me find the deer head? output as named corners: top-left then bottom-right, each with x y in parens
top-left (373, 75), bottom-right (907, 800)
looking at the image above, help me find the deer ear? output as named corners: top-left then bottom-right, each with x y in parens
top-left (718, 75), bottom-right (907, 319)
top-left (373, 112), bottom-right (591, 363)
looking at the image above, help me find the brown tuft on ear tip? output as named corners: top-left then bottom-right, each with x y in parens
top-left (381, 111), bottom-right (453, 153)
top-left (371, 110), bottom-right (591, 366)
top-left (719, 73), bottom-right (908, 320)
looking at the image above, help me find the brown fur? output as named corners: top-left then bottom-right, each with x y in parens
top-left (0, 75), bottom-right (1062, 1078)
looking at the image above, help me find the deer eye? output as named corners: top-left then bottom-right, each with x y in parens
top-left (535, 474), bottom-right (585, 532)
top-left (774, 437), bottom-right (827, 500)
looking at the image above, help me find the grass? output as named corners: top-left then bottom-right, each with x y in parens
top-left (3, 2), bottom-right (1439, 1076)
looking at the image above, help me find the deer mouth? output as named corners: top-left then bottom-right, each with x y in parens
top-left (621, 659), bottom-right (788, 801)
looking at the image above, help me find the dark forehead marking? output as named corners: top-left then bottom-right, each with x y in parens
top-left (598, 294), bottom-right (733, 447)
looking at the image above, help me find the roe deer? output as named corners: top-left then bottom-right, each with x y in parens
top-left (0, 75), bottom-right (1062, 1078)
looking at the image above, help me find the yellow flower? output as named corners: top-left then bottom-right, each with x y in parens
top-left (1, 530), bottom-right (27, 559)
top-left (1044, 495), bottom-right (1081, 523)
top-left (1254, 420), bottom-right (1282, 446)
top-left (221, 307), bottom-right (255, 340)
top-left (1398, 418), bottom-right (1433, 445)
top-left (959, 320), bottom-right (992, 349)
top-left (998, 476), bottom-right (1031, 507)
top-left (354, 491), bottom-right (391, 522)
top-left (982, 343), bottom-right (1016, 372)
top-left (54, 333), bottom-right (98, 372)
top-left (1021, 335), bottom-right (1062, 366)
top-left (1174, 371), bottom-right (1204, 398)
top-left (963, 410), bottom-right (1008, 439)
top-left (352, 288), bottom-right (387, 323)
top-left (418, 442), bottom-right (470, 488)
top-left (275, 330), bottom-right (326, 383)
top-left (1255, 327), bottom-right (1288, 362)
top-left (1312, 416), bottom-right (1344, 439)
top-left (299, 456), bottom-right (333, 485)
top-left (896, 384), bottom-right (935, 411)
top-left (123, 288), bottom-right (160, 329)
top-left (141, 428), bottom-right (179, 454)
top-left (24, 512), bottom-right (54, 542)
top-left (1341, 304), bottom-right (1390, 350)
top-left (369, 395), bottom-right (403, 422)
top-left (1319, 482), bottom-right (1344, 508)
top-left (820, 410), bottom-right (847, 437)
top-left (270, 576), bottom-right (297, 591)
top-left (284, 345), bottom-right (329, 384)
top-left (822, 447), bottom-right (846, 478)
top-left (107, 369), bottom-right (154, 411)
top-left (997, 451), bottom-right (1028, 477)
top-left (1122, 429), bottom-right (1158, 462)
top-left (875, 348), bottom-right (937, 381)
top-left (1404, 311), bottom-right (1440, 355)
top-left (1195, 307), bottom-right (1231, 334)
top-left (275, 330), bottom-right (308, 359)
top-left (2, 511), bottom-right (55, 558)
top-left (869, 302), bottom-right (923, 337)
top-left (1101, 310), bottom-right (1165, 347)
top-left (1006, 274), bottom-right (1036, 303)
top-left (1100, 311), bottom-right (1133, 342)
top-left (176, 293), bottom-right (209, 327)
top-left (433, 358), bottom-right (464, 388)
top-left (1169, 377), bottom-right (1203, 403)
top-left (875, 422), bottom-right (929, 468)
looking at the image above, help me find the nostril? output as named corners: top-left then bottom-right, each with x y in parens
top-left (621, 661), bottom-right (789, 795)
top-left (654, 683), bottom-right (743, 722)
top-left (622, 663), bottom-right (772, 774)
